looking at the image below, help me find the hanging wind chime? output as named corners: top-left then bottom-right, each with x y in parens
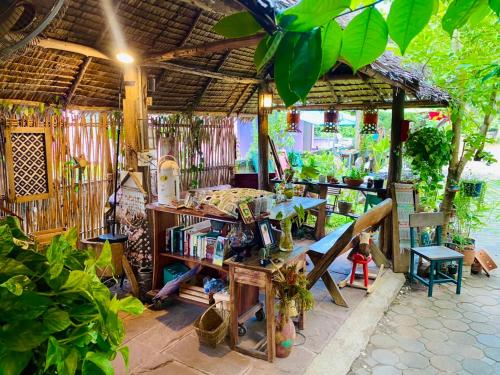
top-left (323, 109), bottom-right (339, 133)
top-left (361, 108), bottom-right (379, 134)
top-left (286, 108), bottom-right (301, 133)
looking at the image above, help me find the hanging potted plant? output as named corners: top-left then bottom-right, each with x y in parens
top-left (343, 167), bottom-right (366, 187)
top-left (461, 177), bottom-right (484, 197)
top-left (272, 264), bottom-right (314, 358)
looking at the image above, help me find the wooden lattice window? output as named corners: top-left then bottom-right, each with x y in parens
top-left (5, 127), bottom-right (53, 203)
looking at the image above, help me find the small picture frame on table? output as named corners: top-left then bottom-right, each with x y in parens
top-left (257, 219), bottom-right (275, 248)
top-left (238, 201), bottom-right (255, 224)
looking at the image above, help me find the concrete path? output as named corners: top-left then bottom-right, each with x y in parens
top-left (349, 180), bottom-right (500, 375)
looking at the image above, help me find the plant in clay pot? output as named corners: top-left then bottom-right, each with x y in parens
top-left (272, 264), bottom-right (314, 358)
top-left (343, 167), bottom-right (366, 187)
top-left (461, 177), bottom-right (484, 197)
top-left (275, 205), bottom-right (305, 252)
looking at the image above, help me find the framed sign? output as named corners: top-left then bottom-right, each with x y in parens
top-left (257, 219), bottom-right (275, 247)
top-left (238, 201), bottom-right (255, 224)
top-left (4, 127), bottom-right (53, 203)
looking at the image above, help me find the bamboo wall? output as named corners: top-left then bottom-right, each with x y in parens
top-left (149, 115), bottom-right (236, 192)
top-left (0, 112), bottom-right (117, 238)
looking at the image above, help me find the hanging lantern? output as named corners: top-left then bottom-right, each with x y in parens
top-left (361, 109), bottom-right (378, 134)
top-left (323, 109), bottom-right (339, 133)
top-left (401, 120), bottom-right (411, 142)
top-left (258, 85), bottom-right (273, 114)
top-left (286, 109), bottom-right (301, 133)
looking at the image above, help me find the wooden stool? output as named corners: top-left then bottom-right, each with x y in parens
top-left (350, 253), bottom-right (372, 288)
top-left (410, 246), bottom-right (464, 297)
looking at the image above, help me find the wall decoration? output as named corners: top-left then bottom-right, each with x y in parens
top-left (4, 126), bottom-right (53, 203)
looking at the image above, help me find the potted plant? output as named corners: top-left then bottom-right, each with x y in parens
top-left (461, 177), bottom-right (484, 197)
top-left (0, 216), bottom-right (144, 374)
top-left (447, 179), bottom-right (460, 193)
top-left (275, 205), bottom-right (306, 252)
top-left (272, 263), bottom-right (314, 358)
top-left (327, 167), bottom-right (338, 184)
top-left (373, 173), bottom-right (385, 189)
top-left (343, 167), bottom-right (366, 187)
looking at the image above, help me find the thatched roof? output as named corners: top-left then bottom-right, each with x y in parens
top-left (0, 0), bottom-right (448, 115)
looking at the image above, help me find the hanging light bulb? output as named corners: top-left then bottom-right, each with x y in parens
top-left (323, 109), bottom-right (339, 133)
top-left (361, 108), bottom-right (379, 134)
top-left (286, 109), bottom-right (301, 133)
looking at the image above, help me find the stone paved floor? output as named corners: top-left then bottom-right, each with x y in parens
top-left (349, 181), bottom-right (500, 375)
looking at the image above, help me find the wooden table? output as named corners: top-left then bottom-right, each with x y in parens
top-left (225, 246), bottom-right (307, 362)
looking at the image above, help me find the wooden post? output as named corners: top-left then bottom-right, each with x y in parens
top-left (388, 87), bottom-right (405, 185)
top-left (257, 87), bottom-right (270, 191)
top-left (122, 65), bottom-right (147, 171)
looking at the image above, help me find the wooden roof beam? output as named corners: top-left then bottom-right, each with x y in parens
top-left (37, 38), bottom-right (112, 60)
top-left (144, 33), bottom-right (265, 62)
top-left (272, 100), bottom-right (448, 111)
top-left (176, 0), bottom-right (244, 14)
top-left (357, 72), bottom-right (386, 102)
top-left (142, 61), bottom-right (262, 84)
top-left (65, 57), bottom-right (92, 107)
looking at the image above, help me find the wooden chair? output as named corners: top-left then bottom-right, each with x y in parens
top-left (307, 199), bottom-right (393, 307)
top-left (408, 212), bottom-right (464, 297)
top-left (325, 187), bottom-right (341, 214)
top-left (363, 194), bottom-right (383, 213)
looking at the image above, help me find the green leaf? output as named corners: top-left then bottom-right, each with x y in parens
top-left (282, 0), bottom-right (351, 32)
top-left (84, 352), bottom-right (114, 375)
top-left (341, 7), bottom-right (388, 72)
top-left (469, 0), bottom-right (492, 25)
top-left (117, 296), bottom-right (144, 315)
top-left (43, 307), bottom-right (72, 332)
top-left (95, 241), bottom-right (112, 268)
top-left (0, 224), bottom-right (15, 256)
top-left (319, 20), bottom-right (342, 77)
top-left (64, 348), bottom-right (79, 375)
top-left (0, 321), bottom-right (49, 351)
top-left (442, 0), bottom-right (483, 36)
top-left (254, 32), bottom-right (284, 73)
top-left (387, 0), bottom-right (434, 54)
top-left (64, 227), bottom-right (78, 248)
top-left (213, 11), bottom-right (262, 38)
top-left (0, 257), bottom-right (32, 279)
top-left (119, 346), bottom-right (129, 369)
top-left (62, 270), bottom-right (89, 291)
top-left (45, 336), bottom-right (63, 372)
top-left (490, 0), bottom-right (500, 16)
top-left (290, 28), bottom-right (322, 100)
top-left (0, 275), bottom-right (31, 296)
top-left (0, 350), bottom-right (31, 375)
top-left (274, 32), bottom-right (301, 107)
top-left (46, 235), bottom-right (65, 279)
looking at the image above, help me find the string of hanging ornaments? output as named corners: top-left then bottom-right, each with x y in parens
top-left (286, 108), bottom-right (301, 133)
top-left (323, 109), bottom-right (339, 133)
top-left (361, 108), bottom-right (379, 134)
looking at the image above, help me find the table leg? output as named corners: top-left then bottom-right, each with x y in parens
top-left (428, 261), bottom-right (434, 297)
top-left (229, 265), bottom-right (238, 349)
top-left (409, 251), bottom-right (415, 286)
top-left (456, 259), bottom-right (463, 295)
top-left (265, 273), bottom-right (275, 362)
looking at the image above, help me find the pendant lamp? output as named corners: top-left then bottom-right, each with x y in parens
top-left (286, 109), bottom-right (301, 133)
top-left (323, 109), bottom-right (339, 133)
top-left (361, 108), bottom-right (378, 134)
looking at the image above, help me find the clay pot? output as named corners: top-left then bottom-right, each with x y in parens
top-left (327, 175), bottom-right (338, 184)
top-left (338, 200), bottom-right (353, 214)
top-left (471, 260), bottom-right (482, 274)
top-left (275, 316), bottom-right (296, 358)
top-left (373, 178), bottom-right (384, 189)
top-left (344, 177), bottom-right (364, 187)
top-left (462, 247), bottom-right (476, 266)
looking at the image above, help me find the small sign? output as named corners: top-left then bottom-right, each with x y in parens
top-left (238, 202), bottom-right (255, 224)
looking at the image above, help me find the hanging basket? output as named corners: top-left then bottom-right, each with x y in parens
top-left (323, 109), bottom-right (339, 133)
top-left (361, 109), bottom-right (378, 134)
top-left (193, 302), bottom-right (230, 348)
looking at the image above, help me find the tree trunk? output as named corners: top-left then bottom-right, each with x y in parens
top-left (474, 91), bottom-right (497, 160)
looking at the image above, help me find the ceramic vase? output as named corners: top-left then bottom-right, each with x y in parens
top-left (275, 315), bottom-right (296, 358)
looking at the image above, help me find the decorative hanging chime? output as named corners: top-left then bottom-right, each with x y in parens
top-left (323, 109), bottom-right (339, 133)
top-left (286, 108), bottom-right (301, 133)
top-left (361, 108), bottom-right (379, 134)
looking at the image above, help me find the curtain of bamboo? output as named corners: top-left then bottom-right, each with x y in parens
top-left (149, 115), bottom-right (236, 193)
top-left (0, 112), bottom-right (116, 238)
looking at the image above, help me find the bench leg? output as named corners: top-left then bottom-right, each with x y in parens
top-left (456, 259), bottom-right (463, 295)
top-left (308, 253), bottom-right (349, 308)
top-left (428, 261), bottom-right (435, 297)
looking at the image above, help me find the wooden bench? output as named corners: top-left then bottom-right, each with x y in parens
top-left (307, 199), bottom-right (393, 307)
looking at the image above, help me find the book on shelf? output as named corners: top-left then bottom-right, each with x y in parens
top-left (183, 220), bottom-right (211, 257)
top-left (167, 225), bottom-right (184, 253)
top-left (204, 232), bottom-right (219, 263)
top-left (213, 236), bottom-right (228, 266)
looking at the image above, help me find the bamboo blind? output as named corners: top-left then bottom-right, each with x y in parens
top-left (0, 112), bottom-right (117, 238)
top-left (149, 115), bottom-right (236, 192)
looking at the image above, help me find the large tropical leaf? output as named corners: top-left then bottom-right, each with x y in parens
top-left (341, 7), bottom-right (388, 72)
top-left (490, 0), bottom-right (500, 16)
top-left (290, 28), bottom-right (322, 101)
top-left (387, 0), bottom-right (434, 54)
top-left (442, 0), bottom-right (483, 36)
top-left (0, 350), bottom-right (31, 375)
top-left (469, 0), bottom-right (493, 25)
top-left (281, 0), bottom-right (351, 32)
top-left (254, 32), bottom-right (284, 72)
top-left (213, 11), bottom-right (262, 38)
top-left (319, 21), bottom-right (343, 77)
top-left (274, 32), bottom-right (301, 107)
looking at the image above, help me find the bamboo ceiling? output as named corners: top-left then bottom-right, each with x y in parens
top-left (0, 0), bottom-right (448, 115)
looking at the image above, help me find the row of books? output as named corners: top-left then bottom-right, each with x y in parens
top-left (165, 220), bottom-right (229, 266)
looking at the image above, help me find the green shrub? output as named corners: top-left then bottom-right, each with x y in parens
top-left (0, 217), bottom-right (144, 375)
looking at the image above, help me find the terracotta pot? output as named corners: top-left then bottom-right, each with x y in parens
top-left (462, 248), bottom-right (476, 266)
top-left (344, 177), bottom-right (364, 187)
top-left (275, 316), bottom-right (296, 358)
top-left (471, 260), bottom-right (482, 274)
top-left (327, 175), bottom-right (338, 184)
top-left (338, 200), bottom-right (352, 214)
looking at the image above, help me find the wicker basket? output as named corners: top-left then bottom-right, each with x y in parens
top-left (193, 302), bottom-right (229, 348)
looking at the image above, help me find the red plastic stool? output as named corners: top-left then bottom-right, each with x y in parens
top-left (350, 253), bottom-right (372, 288)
